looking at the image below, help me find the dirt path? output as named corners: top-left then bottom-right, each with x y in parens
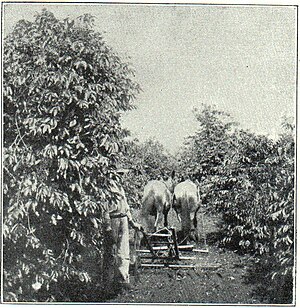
top-left (101, 213), bottom-right (268, 304)
top-left (108, 245), bottom-right (264, 304)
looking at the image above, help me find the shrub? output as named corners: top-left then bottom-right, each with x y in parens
top-left (3, 10), bottom-right (139, 301)
top-left (178, 105), bottom-right (295, 303)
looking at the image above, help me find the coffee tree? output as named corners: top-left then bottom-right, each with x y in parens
top-left (178, 105), bottom-right (294, 303)
top-left (177, 104), bottom-right (237, 207)
top-left (3, 10), bottom-right (140, 301)
top-left (121, 138), bottom-right (176, 207)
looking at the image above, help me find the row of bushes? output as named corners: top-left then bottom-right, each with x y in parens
top-left (3, 10), bottom-right (295, 304)
top-left (178, 105), bottom-right (294, 303)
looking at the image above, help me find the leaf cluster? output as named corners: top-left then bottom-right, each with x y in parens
top-left (120, 138), bottom-right (176, 207)
top-left (177, 104), bottom-right (294, 303)
top-left (3, 10), bottom-right (140, 301)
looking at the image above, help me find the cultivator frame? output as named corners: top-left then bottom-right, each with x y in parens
top-left (135, 227), bottom-right (212, 269)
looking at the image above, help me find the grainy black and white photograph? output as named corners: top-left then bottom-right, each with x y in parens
top-left (1, 1), bottom-right (297, 305)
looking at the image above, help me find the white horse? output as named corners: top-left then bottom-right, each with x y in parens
top-left (141, 172), bottom-right (176, 232)
top-left (173, 179), bottom-right (201, 242)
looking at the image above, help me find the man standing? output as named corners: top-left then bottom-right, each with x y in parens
top-left (102, 170), bottom-right (143, 296)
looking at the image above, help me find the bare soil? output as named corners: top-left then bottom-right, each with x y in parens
top-left (105, 212), bottom-right (267, 304)
top-left (109, 245), bottom-right (262, 304)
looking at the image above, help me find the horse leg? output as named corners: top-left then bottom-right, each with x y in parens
top-left (174, 199), bottom-right (182, 223)
top-left (176, 210), bottom-right (182, 223)
top-left (193, 215), bottom-right (199, 243)
top-left (154, 211), bottom-right (160, 232)
top-left (193, 213), bottom-right (197, 229)
top-left (193, 206), bottom-right (201, 243)
top-left (163, 209), bottom-right (169, 228)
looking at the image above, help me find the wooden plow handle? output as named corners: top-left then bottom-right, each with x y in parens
top-left (140, 229), bottom-right (156, 256)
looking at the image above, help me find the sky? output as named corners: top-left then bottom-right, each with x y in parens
top-left (3, 3), bottom-right (297, 154)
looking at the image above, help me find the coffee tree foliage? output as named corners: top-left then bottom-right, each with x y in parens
top-left (3, 10), bottom-right (140, 301)
top-left (178, 104), bottom-right (295, 303)
top-left (121, 138), bottom-right (176, 207)
top-left (3, 8), bottom-right (295, 305)
top-left (176, 104), bottom-right (237, 206)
